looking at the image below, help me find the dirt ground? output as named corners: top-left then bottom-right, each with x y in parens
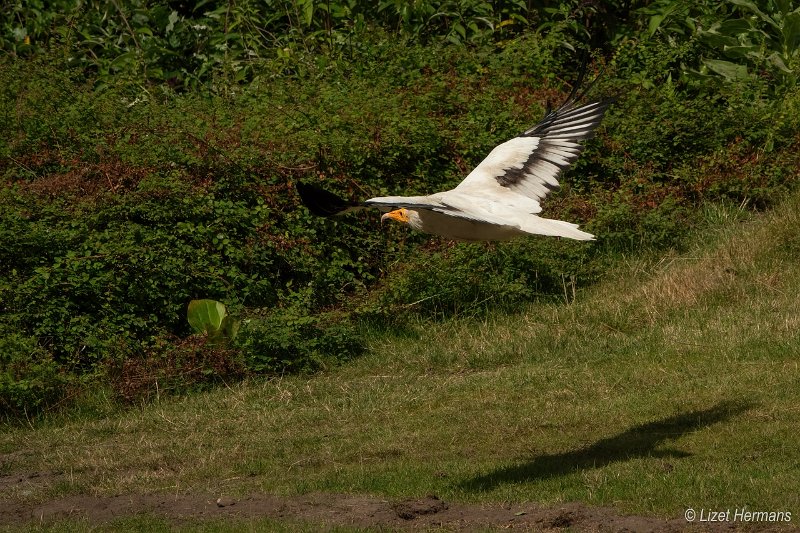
top-left (1, 471), bottom-right (796, 531)
top-left (0, 492), bottom-right (699, 531)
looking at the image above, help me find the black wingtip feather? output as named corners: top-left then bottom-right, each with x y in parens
top-left (524, 57), bottom-right (614, 137)
top-left (564, 53), bottom-right (589, 105)
top-left (296, 182), bottom-right (355, 217)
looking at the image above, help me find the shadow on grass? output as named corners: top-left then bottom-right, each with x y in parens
top-left (462, 400), bottom-right (754, 491)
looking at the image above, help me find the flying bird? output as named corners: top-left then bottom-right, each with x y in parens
top-left (298, 72), bottom-right (612, 242)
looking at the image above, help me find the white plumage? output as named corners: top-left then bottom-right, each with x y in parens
top-left (298, 80), bottom-right (612, 242)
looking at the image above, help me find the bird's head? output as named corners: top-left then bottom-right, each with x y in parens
top-left (381, 208), bottom-right (410, 225)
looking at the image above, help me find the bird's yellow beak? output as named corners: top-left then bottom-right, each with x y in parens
top-left (381, 208), bottom-right (409, 224)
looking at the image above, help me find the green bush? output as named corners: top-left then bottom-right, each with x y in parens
top-left (238, 309), bottom-right (364, 373)
top-left (361, 237), bottom-right (599, 320)
top-left (0, 332), bottom-right (66, 416)
top-left (0, 0), bottom-right (542, 89)
top-left (3, 6), bottom-right (800, 417)
top-left (642, 0), bottom-right (800, 94)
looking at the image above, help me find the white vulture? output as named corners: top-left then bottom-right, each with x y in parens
top-left (297, 72), bottom-right (612, 242)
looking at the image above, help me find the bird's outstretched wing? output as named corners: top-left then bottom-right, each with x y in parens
top-left (454, 91), bottom-right (613, 204)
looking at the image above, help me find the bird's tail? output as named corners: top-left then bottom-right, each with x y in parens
top-left (521, 216), bottom-right (595, 241)
top-left (296, 182), bottom-right (360, 217)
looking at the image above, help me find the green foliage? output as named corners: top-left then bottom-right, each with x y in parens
top-left (3, 1), bottom-right (800, 417)
top-left (0, 0), bottom-right (541, 88)
top-left (0, 0), bottom-right (690, 90)
top-left (642, 0), bottom-right (800, 93)
top-left (0, 330), bottom-right (66, 416)
top-left (693, 0), bottom-right (800, 91)
top-left (375, 0), bottom-right (529, 45)
top-left (1, 179), bottom-right (276, 364)
top-left (238, 309), bottom-right (364, 373)
top-left (364, 239), bottom-right (601, 320)
top-left (187, 300), bottom-right (240, 345)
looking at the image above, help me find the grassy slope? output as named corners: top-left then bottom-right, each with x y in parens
top-left (2, 189), bottom-right (800, 522)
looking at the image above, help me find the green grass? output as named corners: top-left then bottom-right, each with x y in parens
top-left (3, 190), bottom-right (800, 526)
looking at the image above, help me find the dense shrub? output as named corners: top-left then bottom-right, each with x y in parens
top-left (361, 238), bottom-right (600, 320)
top-left (0, 0), bottom-right (547, 89)
top-left (239, 309), bottom-right (364, 373)
top-left (2, 2), bottom-right (800, 417)
top-left (0, 331), bottom-right (66, 414)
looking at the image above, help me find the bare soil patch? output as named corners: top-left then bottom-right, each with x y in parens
top-left (2, 490), bottom-right (794, 531)
top-left (0, 461), bottom-right (794, 531)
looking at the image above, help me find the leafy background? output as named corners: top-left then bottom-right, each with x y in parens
top-left (1, 0), bottom-right (799, 416)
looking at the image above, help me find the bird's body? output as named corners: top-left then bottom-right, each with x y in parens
top-left (385, 205), bottom-right (525, 242)
top-left (374, 191), bottom-right (593, 241)
top-left (412, 211), bottom-right (524, 241)
top-left (297, 73), bottom-right (612, 242)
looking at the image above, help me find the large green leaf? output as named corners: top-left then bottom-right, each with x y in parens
top-left (698, 26), bottom-right (740, 49)
top-left (299, 0), bottom-right (314, 26)
top-left (647, 14), bottom-right (665, 37)
top-left (776, 0), bottom-right (793, 16)
top-left (187, 299), bottom-right (227, 335)
top-left (767, 51), bottom-right (793, 73)
top-left (703, 58), bottom-right (750, 80)
top-left (730, 0), bottom-right (780, 30)
top-left (723, 44), bottom-right (761, 60)
top-left (718, 18), bottom-right (754, 36)
top-left (783, 12), bottom-right (800, 53)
